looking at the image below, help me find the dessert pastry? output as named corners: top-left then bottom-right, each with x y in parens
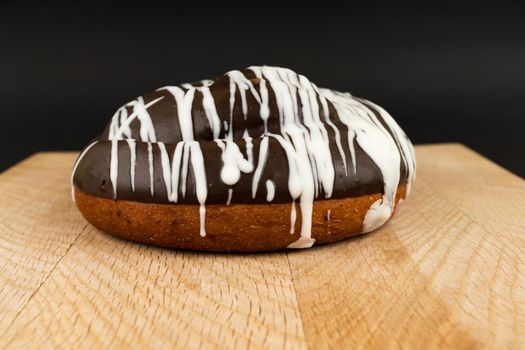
top-left (72, 66), bottom-right (415, 251)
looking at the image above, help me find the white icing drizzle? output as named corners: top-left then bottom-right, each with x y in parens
top-left (106, 96), bottom-right (164, 199)
top-left (169, 142), bottom-right (184, 203)
top-left (314, 85), bottom-right (348, 175)
top-left (226, 188), bottom-right (233, 205)
top-left (214, 139), bottom-right (253, 186)
top-left (152, 140), bottom-right (209, 235)
top-left (158, 142), bottom-right (171, 196)
top-left (198, 87), bottom-right (221, 139)
top-left (348, 130), bottom-right (358, 175)
top-left (251, 136), bottom-right (269, 198)
top-left (180, 142), bottom-right (191, 198)
top-left (160, 86), bottom-right (195, 141)
top-left (180, 80), bottom-right (212, 89)
top-left (147, 142), bottom-right (154, 196)
top-left (188, 142), bottom-right (208, 237)
top-left (109, 96), bottom-right (164, 141)
top-left (110, 139), bottom-right (119, 198)
top-left (243, 130), bottom-right (253, 166)
top-left (94, 66), bottom-right (416, 248)
top-left (71, 140), bottom-right (99, 202)
top-left (251, 67), bottom-right (332, 248)
top-left (109, 108), bottom-right (130, 140)
top-left (362, 99), bottom-right (417, 196)
top-left (289, 200), bottom-right (297, 234)
top-left (227, 70), bottom-right (262, 120)
top-left (259, 80), bottom-right (270, 133)
top-left (320, 89), bottom-right (402, 233)
top-left (265, 180), bottom-right (275, 202)
top-left (126, 139), bottom-right (136, 192)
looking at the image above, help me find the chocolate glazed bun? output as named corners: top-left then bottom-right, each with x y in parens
top-left (72, 66), bottom-right (416, 251)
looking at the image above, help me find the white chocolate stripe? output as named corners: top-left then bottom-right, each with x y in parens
top-left (251, 136), bottom-right (269, 198)
top-left (125, 139), bottom-right (136, 192)
top-left (110, 139), bottom-right (119, 198)
top-left (109, 96), bottom-right (164, 141)
top-left (147, 142), bottom-right (154, 196)
top-left (265, 180), bottom-right (275, 202)
top-left (71, 140), bottom-right (99, 202)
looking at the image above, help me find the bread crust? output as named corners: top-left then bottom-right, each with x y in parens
top-left (74, 185), bottom-right (406, 252)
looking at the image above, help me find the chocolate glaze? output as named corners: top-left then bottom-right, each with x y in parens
top-left (74, 137), bottom-right (384, 204)
top-left (73, 67), bottom-right (411, 205)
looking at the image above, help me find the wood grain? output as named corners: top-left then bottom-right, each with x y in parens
top-left (0, 144), bottom-right (524, 349)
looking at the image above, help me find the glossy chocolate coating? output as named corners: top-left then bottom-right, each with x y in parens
top-left (73, 67), bottom-right (409, 205)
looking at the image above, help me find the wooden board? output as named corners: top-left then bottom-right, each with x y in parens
top-left (1, 143), bottom-right (524, 349)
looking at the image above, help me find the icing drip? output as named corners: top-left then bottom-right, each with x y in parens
top-left (226, 188), bottom-right (233, 205)
top-left (227, 70), bottom-right (262, 120)
top-left (259, 80), bottom-right (270, 133)
top-left (320, 89), bottom-right (401, 232)
top-left (252, 66), bottom-right (339, 248)
top-left (189, 142), bottom-right (208, 236)
top-left (77, 66), bottom-right (416, 248)
top-left (168, 142), bottom-right (184, 202)
top-left (156, 140), bottom-right (209, 234)
top-left (251, 136), bottom-right (269, 198)
top-left (315, 85), bottom-right (348, 175)
top-left (180, 142), bottom-right (190, 198)
top-left (110, 139), bottom-right (119, 198)
top-left (289, 200), bottom-right (297, 234)
top-left (247, 68), bottom-right (270, 133)
top-left (361, 99), bottom-right (417, 196)
top-left (126, 139), bottom-right (136, 192)
top-left (107, 96), bottom-right (164, 199)
top-left (161, 86), bottom-right (195, 141)
top-left (109, 96), bottom-right (164, 141)
top-left (199, 87), bottom-right (221, 139)
top-left (71, 140), bottom-right (99, 202)
top-left (243, 130), bottom-right (253, 165)
top-left (215, 139), bottom-right (254, 186)
top-left (265, 180), bottom-right (275, 202)
top-left (158, 142), bottom-right (171, 196)
top-left (147, 142), bottom-right (154, 196)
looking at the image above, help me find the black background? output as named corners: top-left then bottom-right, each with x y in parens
top-left (1, 2), bottom-right (524, 177)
